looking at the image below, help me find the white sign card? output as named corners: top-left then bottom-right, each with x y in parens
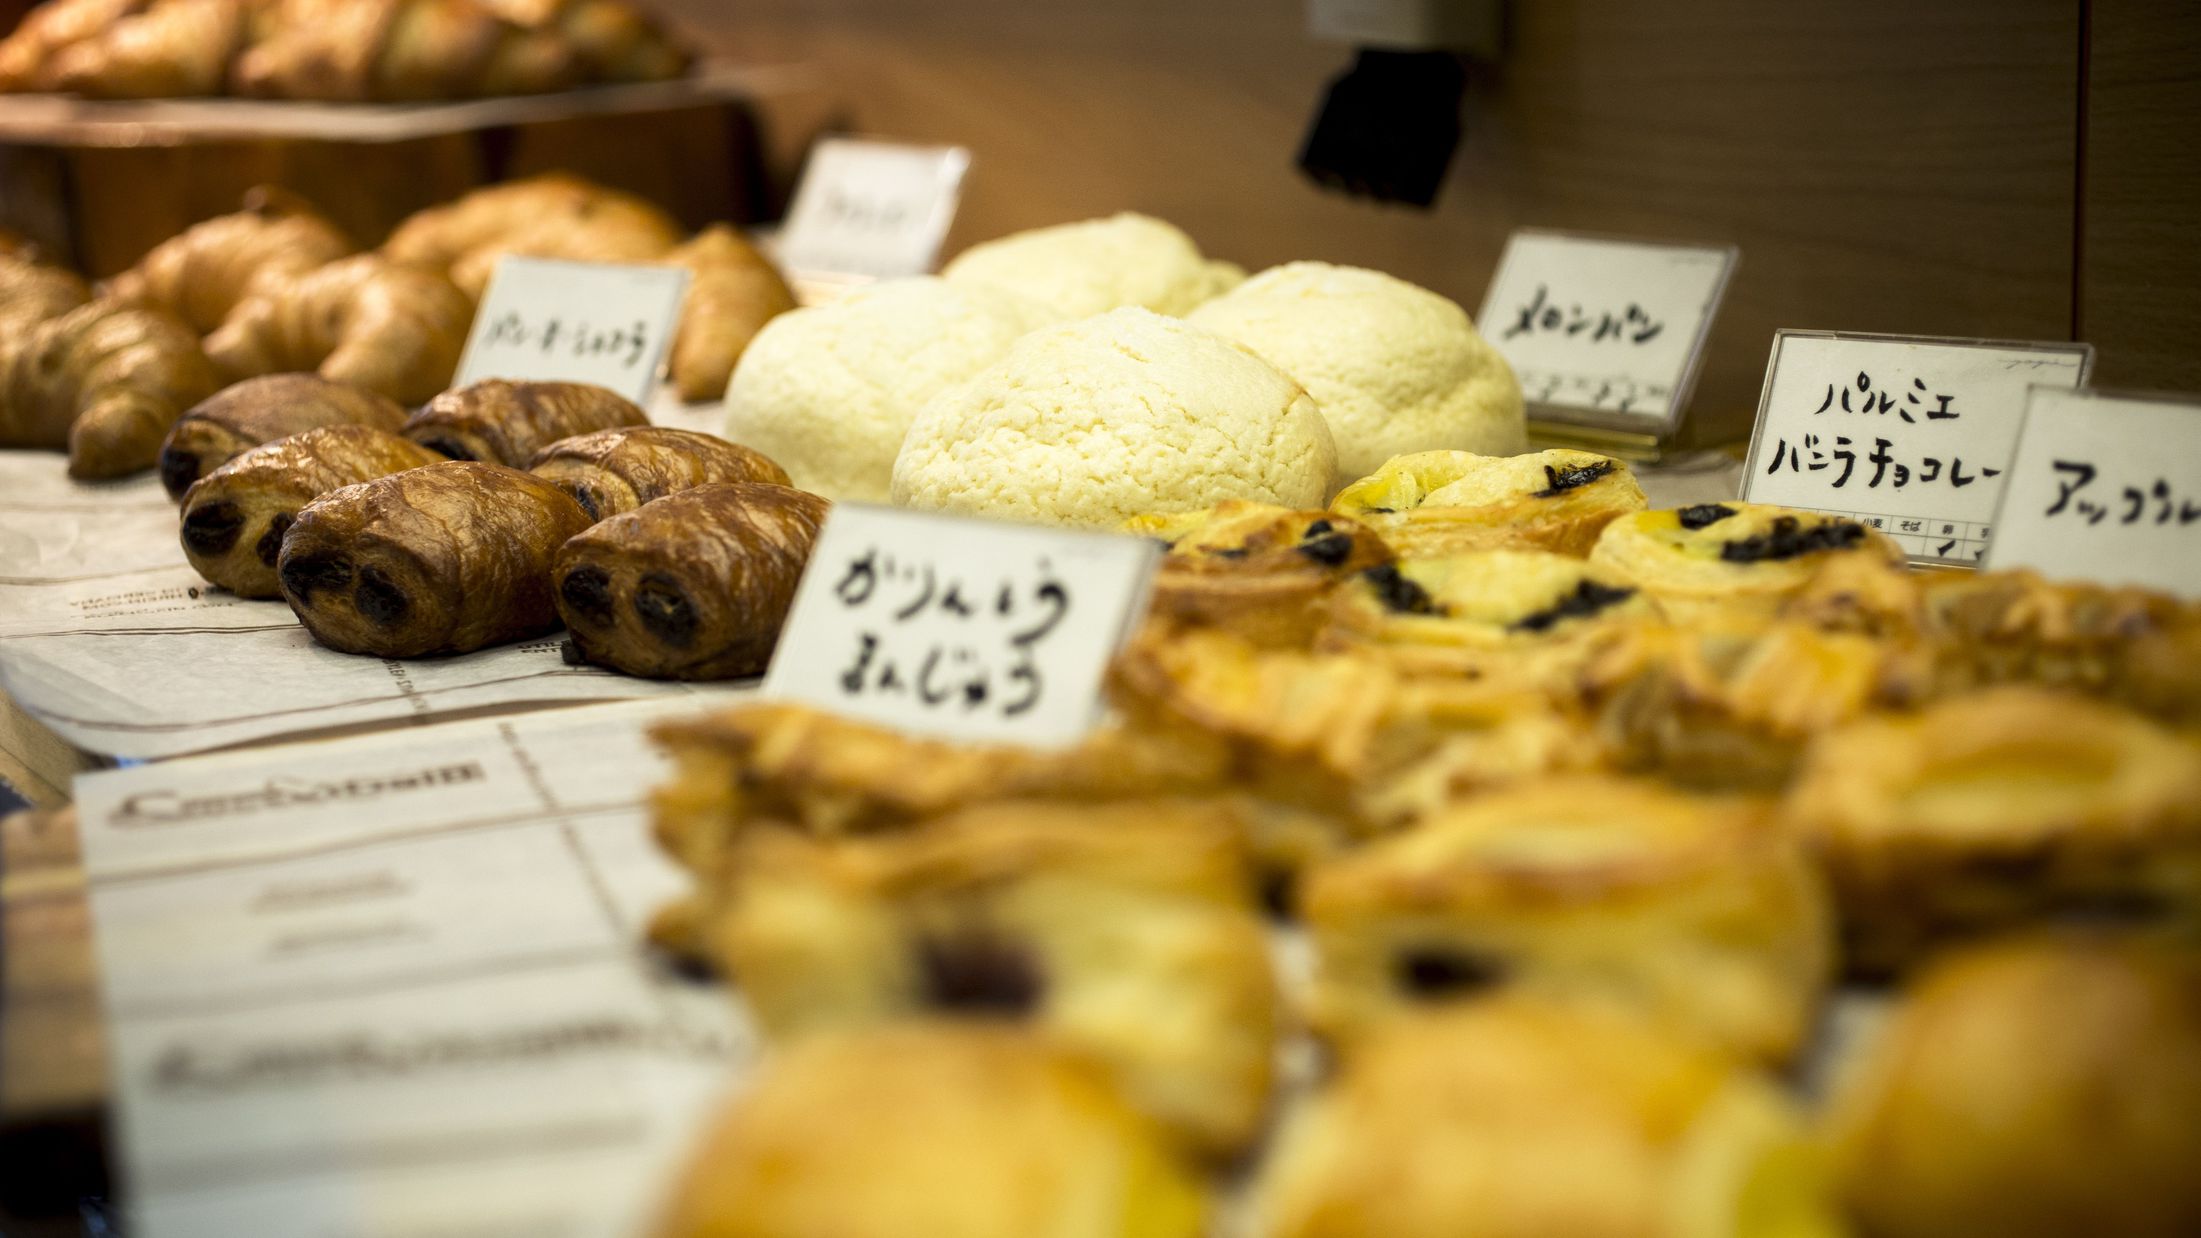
top-left (455, 256), bottom-right (691, 405)
top-left (1983, 385), bottom-right (2201, 596)
top-left (776, 137), bottom-right (970, 287)
top-left (1740, 331), bottom-right (2094, 565)
top-left (1476, 229), bottom-right (1738, 434)
top-left (763, 506), bottom-right (1160, 749)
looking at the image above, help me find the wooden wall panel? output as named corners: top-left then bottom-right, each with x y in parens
top-left (667, 0), bottom-right (2082, 445)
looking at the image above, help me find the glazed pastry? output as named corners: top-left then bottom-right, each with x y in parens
top-left (1302, 775), bottom-right (1831, 1063)
top-left (157, 372), bottom-right (407, 500)
top-left (1588, 502), bottom-right (1905, 623)
top-left (1253, 1000), bottom-right (1841, 1238)
top-left (527, 425), bottom-right (788, 520)
top-left (402, 378), bottom-right (647, 467)
top-left (203, 254), bottom-right (472, 404)
top-left (712, 798), bottom-right (1278, 1158)
top-left (276, 460), bottom-right (591, 656)
top-left (1786, 687), bottom-right (2201, 974)
top-left (180, 426), bottom-right (442, 597)
top-left (103, 187), bottom-right (355, 334)
top-left (652, 1023), bottom-right (1207, 1238)
top-left (382, 173), bottom-right (683, 299)
top-left (1828, 933), bottom-right (2201, 1238)
top-left (1121, 501), bottom-right (1393, 648)
top-left (661, 223), bottom-right (796, 403)
top-left (1330, 448), bottom-right (1647, 559)
top-left (553, 482), bottom-right (826, 679)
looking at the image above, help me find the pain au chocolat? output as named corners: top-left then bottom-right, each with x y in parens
top-left (277, 460), bottom-right (592, 656)
top-left (528, 425), bottom-right (790, 521)
top-left (401, 378), bottom-right (648, 467)
top-left (157, 372), bottom-right (406, 501)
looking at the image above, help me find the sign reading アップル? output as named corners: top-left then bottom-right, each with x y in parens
top-left (1740, 331), bottom-right (2093, 565)
top-left (454, 256), bottom-right (690, 405)
top-left (775, 138), bottom-right (970, 287)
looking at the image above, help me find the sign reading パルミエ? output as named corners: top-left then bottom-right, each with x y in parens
top-left (1476, 230), bottom-right (1737, 433)
top-left (1740, 331), bottom-right (2094, 565)
top-left (776, 138), bottom-right (970, 285)
top-left (1983, 386), bottom-right (2201, 596)
top-left (762, 505), bottom-right (1161, 749)
top-left (455, 256), bottom-right (691, 405)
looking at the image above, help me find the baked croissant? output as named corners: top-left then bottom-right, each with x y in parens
top-left (103, 187), bottom-right (355, 335)
top-left (554, 482), bottom-right (828, 679)
top-left (47, 0), bottom-right (254, 98)
top-left (0, 0), bottom-right (148, 92)
top-left (382, 173), bottom-right (684, 299)
top-left (0, 250), bottom-right (93, 321)
top-left (403, 378), bottom-right (647, 466)
top-left (181, 425), bottom-right (443, 596)
top-left (479, 0), bottom-right (689, 82)
top-left (527, 425), bottom-right (788, 520)
top-left (158, 372), bottom-right (407, 500)
top-left (230, 0), bottom-right (581, 102)
top-left (277, 460), bottom-right (592, 656)
top-left (203, 254), bottom-right (473, 404)
top-left (662, 224), bottom-right (796, 403)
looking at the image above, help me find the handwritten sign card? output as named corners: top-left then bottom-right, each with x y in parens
top-left (763, 506), bottom-right (1160, 749)
top-left (1740, 331), bottom-right (2093, 565)
top-left (776, 138), bottom-right (970, 288)
top-left (455, 256), bottom-right (690, 405)
top-left (1476, 230), bottom-right (1737, 433)
top-left (1983, 386), bottom-right (2201, 596)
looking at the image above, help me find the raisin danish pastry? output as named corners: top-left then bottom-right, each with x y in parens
top-left (527, 426), bottom-right (788, 520)
top-left (158, 373), bottom-right (407, 500)
top-left (1120, 501), bottom-right (1393, 647)
top-left (712, 798), bottom-right (1278, 1158)
top-left (1330, 448), bottom-right (1647, 559)
top-left (1302, 775), bottom-right (1830, 1063)
top-left (180, 426), bottom-right (442, 597)
top-left (102, 188), bottom-right (354, 333)
top-left (1588, 503), bottom-right (1905, 623)
top-left (553, 482), bottom-right (827, 679)
top-left (402, 378), bottom-right (647, 467)
top-left (277, 460), bottom-right (591, 656)
top-left (653, 1024), bottom-right (1208, 1238)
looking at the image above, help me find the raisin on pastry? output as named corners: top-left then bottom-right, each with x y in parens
top-left (1121, 500), bottom-right (1393, 647)
top-left (1331, 448), bottom-right (1647, 559)
top-left (1588, 503), bottom-right (1905, 623)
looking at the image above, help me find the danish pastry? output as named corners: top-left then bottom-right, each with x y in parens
top-left (179, 425), bottom-right (442, 598)
top-left (1588, 503), bottom-right (1905, 623)
top-left (1785, 687), bottom-right (2201, 973)
top-left (202, 254), bottom-right (473, 404)
top-left (1302, 775), bottom-right (1831, 1063)
top-left (1121, 501), bottom-right (1393, 648)
top-left (651, 1023), bottom-right (1208, 1238)
top-left (1827, 932), bottom-right (2201, 1238)
top-left (1330, 448), bottom-right (1647, 559)
top-left (157, 372), bottom-right (407, 500)
top-left (276, 460), bottom-right (591, 656)
top-left (526, 425), bottom-right (788, 521)
top-left (711, 798), bottom-right (1278, 1158)
top-left (553, 482), bottom-right (827, 679)
top-left (403, 378), bottom-right (647, 467)
top-left (1253, 1000), bottom-right (1841, 1238)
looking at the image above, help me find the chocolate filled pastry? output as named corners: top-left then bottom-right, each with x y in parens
top-left (1120, 501), bottom-right (1393, 648)
top-left (277, 460), bottom-right (592, 656)
top-left (1589, 502), bottom-right (1906, 623)
top-left (401, 377), bottom-right (648, 466)
top-left (527, 425), bottom-right (789, 521)
top-left (180, 426), bottom-right (442, 598)
top-left (1330, 448), bottom-right (1648, 559)
top-left (553, 482), bottom-right (827, 679)
top-left (157, 372), bottom-right (408, 500)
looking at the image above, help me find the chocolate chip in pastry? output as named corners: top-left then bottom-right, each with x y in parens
top-left (528, 425), bottom-right (790, 521)
top-left (1121, 500), bottom-right (1394, 647)
top-left (158, 372), bottom-right (408, 500)
top-left (1331, 448), bottom-right (1648, 559)
top-left (553, 481), bottom-right (825, 679)
top-left (402, 378), bottom-right (648, 467)
top-left (180, 425), bottom-right (442, 598)
top-left (277, 460), bottom-right (592, 657)
top-left (1589, 503), bottom-right (1905, 624)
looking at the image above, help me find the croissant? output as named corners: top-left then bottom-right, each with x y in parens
top-left (403, 378), bottom-right (647, 466)
top-left (555, 482), bottom-right (829, 679)
top-left (230, 0), bottom-right (580, 102)
top-left (663, 225), bottom-right (796, 403)
top-left (47, 0), bottom-right (255, 98)
top-left (480, 0), bottom-right (689, 82)
top-left (382, 173), bottom-right (683, 299)
top-left (159, 373), bottom-right (408, 500)
top-left (0, 0), bottom-right (149, 92)
top-left (0, 250), bottom-right (93, 321)
top-left (527, 425), bottom-right (788, 520)
top-left (181, 425), bottom-right (443, 596)
top-left (279, 459), bottom-right (592, 656)
top-left (203, 254), bottom-right (473, 404)
top-left (103, 188), bottom-right (355, 335)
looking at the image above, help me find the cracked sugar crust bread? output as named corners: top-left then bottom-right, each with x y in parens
top-left (158, 372), bottom-right (407, 500)
top-left (892, 307), bottom-right (1337, 530)
top-left (941, 212), bottom-right (1241, 321)
top-left (1332, 448), bottom-right (1647, 559)
top-left (527, 425), bottom-right (789, 521)
top-left (1189, 262), bottom-right (1526, 478)
top-left (722, 276), bottom-right (1043, 502)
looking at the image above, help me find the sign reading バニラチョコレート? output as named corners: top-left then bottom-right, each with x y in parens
top-left (1741, 331), bottom-right (2094, 565)
top-left (762, 505), bottom-right (1160, 749)
top-left (454, 255), bottom-right (691, 405)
